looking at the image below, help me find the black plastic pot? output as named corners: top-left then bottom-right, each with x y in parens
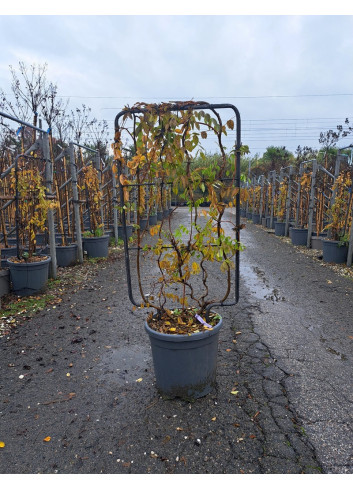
top-left (291, 228), bottom-right (308, 246)
top-left (266, 216), bottom-right (277, 229)
top-left (163, 209), bottom-right (169, 219)
top-left (275, 221), bottom-right (286, 236)
top-left (246, 211), bottom-right (252, 219)
top-left (1, 247), bottom-right (18, 258)
top-left (252, 213), bottom-right (260, 224)
top-left (82, 235), bottom-right (109, 258)
top-left (261, 217), bottom-right (267, 226)
top-left (240, 209), bottom-right (246, 218)
top-left (55, 244), bottom-right (78, 267)
top-left (311, 233), bottom-right (327, 251)
top-left (139, 218), bottom-right (148, 231)
top-left (149, 214), bottom-right (157, 226)
top-left (7, 256), bottom-right (51, 297)
top-left (157, 211), bottom-right (163, 221)
top-left (145, 316), bottom-right (223, 401)
top-left (322, 240), bottom-right (348, 264)
top-left (118, 225), bottom-right (133, 240)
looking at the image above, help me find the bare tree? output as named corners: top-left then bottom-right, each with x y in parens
top-left (69, 104), bottom-right (94, 145)
top-left (87, 118), bottom-right (110, 159)
top-left (41, 82), bottom-right (69, 133)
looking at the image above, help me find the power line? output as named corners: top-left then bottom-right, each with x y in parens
top-left (54, 93), bottom-right (353, 101)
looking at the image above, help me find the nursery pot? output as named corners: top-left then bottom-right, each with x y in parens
top-left (261, 217), bottom-right (267, 227)
top-left (266, 216), bottom-right (277, 229)
top-left (157, 211), bottom-right (164, 221)
top-left (145, 316), bottom-right (223, 401)
top-left (246, 211), bottom-right (252, 219)
top-left (139, 218), bottom-right (148, 231)
top-left (251, 213), bottom-right (260, 224)
top-left (7, 256), bottom-right (51, 297)
top-left (291, 228), bottom-right (308, 246)
top-left (311, 233), bottom-right (327, 251)
top-left (275, 221), bottom-right (286, 236)
top-left (163, 209), bottom-right (169, 219)
top-left (118, 225), bottom-right (133, 240)
top-left (55, 243), bottom-right (78, 267)
top-left (240, 209), bottom-right (246, 218)
top-left (82, 235), bottom-right (109, 258)
top-left (322, 240), bottom-right (348, 264)
top-left (149, 214), bottom-right (158, 226)
top-left (1, 247), bottom-right (18, 258)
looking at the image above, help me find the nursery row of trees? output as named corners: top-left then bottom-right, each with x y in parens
top-left (0, 63), bottom-right (173, 286)
top-left (242, 149), bottom-right (353, 266)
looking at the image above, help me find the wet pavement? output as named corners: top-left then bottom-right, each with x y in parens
top-left (0, 208), bottom-right (352, 474)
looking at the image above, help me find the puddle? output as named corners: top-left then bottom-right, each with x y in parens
top-left (98, 344), bottom-right (152, 386)
top-left (241, 263), bottom-right (272, 300)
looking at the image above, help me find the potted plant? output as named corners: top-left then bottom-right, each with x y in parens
top-left (114, 101), bottom-right (245, 400)
top-left (322, 171), bottom-right (352, 263)
top-left (251, 185), bottom-right (261, 224)
top-left (7, 160), bottom-right (57, 296)
top-left (291, 171), bottom-right (311, 245)
top-left (274, 178), bottom-right (288, 236)
top-left (81, 164), bottom-right (109, 258)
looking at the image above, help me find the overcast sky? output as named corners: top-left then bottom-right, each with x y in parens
top-left (1, 5), bottom-right (353, 157)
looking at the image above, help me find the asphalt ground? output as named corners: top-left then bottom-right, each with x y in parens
top-left (0, 207), bottom-right (352, 480)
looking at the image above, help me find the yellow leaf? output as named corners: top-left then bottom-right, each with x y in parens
top-left (43, 436), bottom-right (51, 442)
top-left (0, 441), bottom-right (5, 448)
top-left (169, 328), bottom-right (176, 332)
top-left (231, 391), bottom-right (239, 395)
top-left (165, 321), bottom-right (171, 326)
top-left (211, 417), bottom-right (217, 421)
top-left (136, 378), bottom-right (143, 382)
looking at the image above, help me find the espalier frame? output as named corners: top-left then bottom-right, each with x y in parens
top-left (0, 110), bottom-right (58, 276)
top-left (114, 101), bottom-right (242, 316)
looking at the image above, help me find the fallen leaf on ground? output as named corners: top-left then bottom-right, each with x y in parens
top-left (231, 391), bottom-right (239, 395)
top-left (136, 378), bottom-right (143, 382)
top-left (43, 436), bottom-right (51, 442)
top-left (0, 441), bottom-right (5, 448)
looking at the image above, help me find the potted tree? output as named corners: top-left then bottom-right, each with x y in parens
top-left (114, 101), bottom-right (245, 400)
top-left (291, 171), bottom-right (311, 245)
top-left (274, 178), bottom-right (288, 236)
top-left (322, 171), bottom-right (352, 263)
top-left (251, 184), bottom-right (261, 224)
top-left (81, 164), bottom-right (109, 258)
top-left (7, 160), bottom-right (57, 296)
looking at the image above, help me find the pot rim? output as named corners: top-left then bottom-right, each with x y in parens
top-left (145, 314), bottom-right (223, 342)
top-left (7, 255), bottom-right (51, 265)
top-left (56, 243), bottom-right (78, 248)
top-left (81, 234), bottom-right (109, 240)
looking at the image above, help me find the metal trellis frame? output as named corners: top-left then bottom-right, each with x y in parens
top-left (114, 101), bottom-right (242, 316)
